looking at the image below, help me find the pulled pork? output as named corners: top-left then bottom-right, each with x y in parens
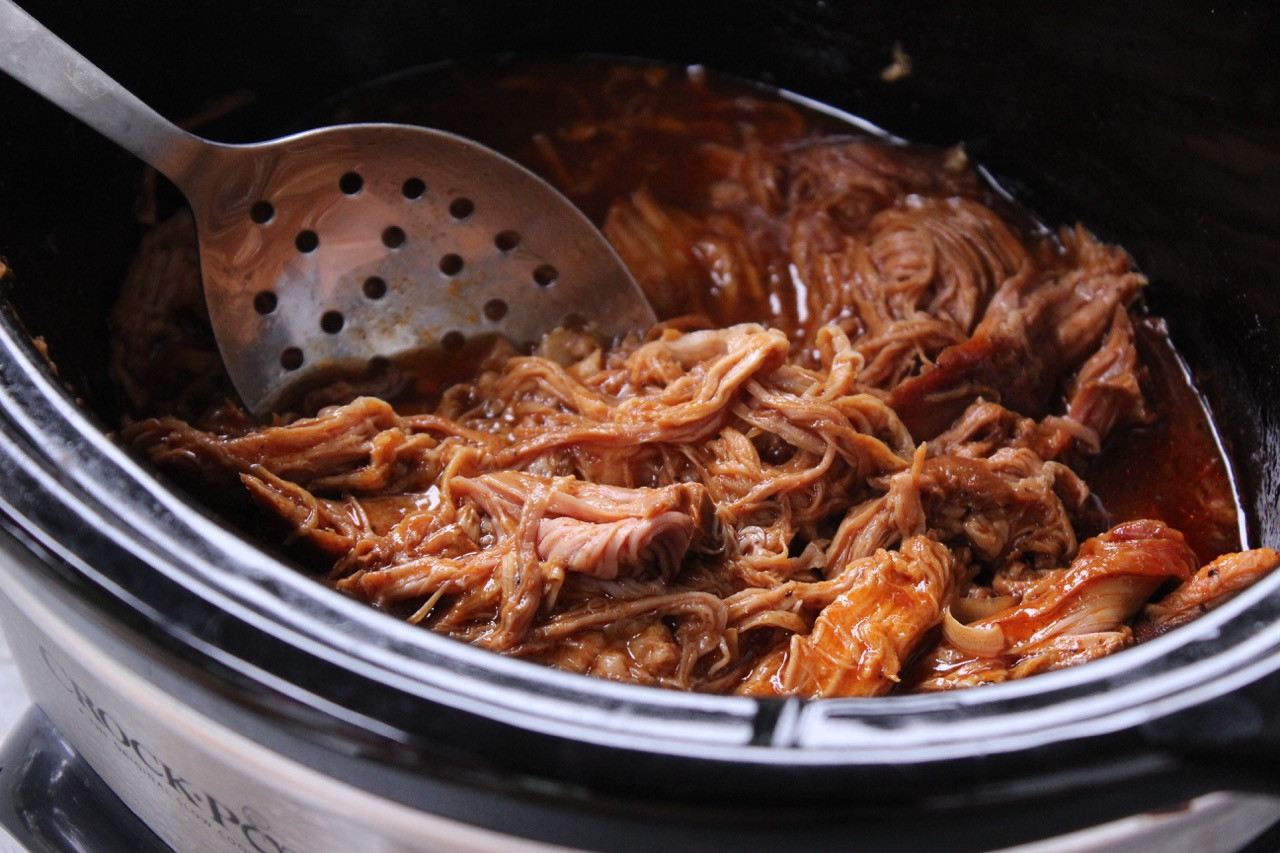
top-left (116, 62), bottom-right (1278, 696)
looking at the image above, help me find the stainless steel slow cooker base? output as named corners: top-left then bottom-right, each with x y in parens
top-left (3, 523), bottom-right (1280, 852)
top-left (5, 726), bottom-right (1280, 853)
top-left (0, 556), bottom-right (554, 853)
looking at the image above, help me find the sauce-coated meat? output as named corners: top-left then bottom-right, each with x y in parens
top-left (113, 59), bottom-right (1273, 696)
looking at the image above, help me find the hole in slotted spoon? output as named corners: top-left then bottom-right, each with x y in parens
top-left (363, 276), bottom-right (387, 299)
top-left (296, 230), bottom-right (319, 253)
top-left (253, 291), bottom-right (278, 315)
top-left (402, 177), bottom-right (426, 199)
top-left (449, 198), bottom-right (475, 220)
top-left (250, 200), bottom-right (275, 224)
top-left (439, 254), bottom-right (464, 276)
top-left (382, 226), bottom-right (406, 249)
top-left (339, 171), bottom-right (363, 195)
top-left (280, 347), bottom-right (304, 370)
top-left (533, 264), bottom-right (558, 287)
top-left (484, 298), bottom-right (508, 321)
top-left (495, 230), bottom-right (520, 252)
top-left (441, 331), bottom-right (465, 352)
top-left (320, 311), bottom-right (344, 334)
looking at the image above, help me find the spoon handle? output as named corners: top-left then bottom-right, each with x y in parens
top-left (0, 0), bottom-right (206, 183)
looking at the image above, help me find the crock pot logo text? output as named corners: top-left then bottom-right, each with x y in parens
top-left (40, 644), bottom-right (292, 853)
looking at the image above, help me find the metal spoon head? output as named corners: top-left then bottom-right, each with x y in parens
top-left (188, 123), bottom-right (655, 415)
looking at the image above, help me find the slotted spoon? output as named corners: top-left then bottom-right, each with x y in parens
top-left (0, 0), bottom-right (656, 413)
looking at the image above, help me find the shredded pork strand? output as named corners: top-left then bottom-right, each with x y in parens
top-left (904, 519), bottom-right (1198, 691)
top-left (115, 63), bottom-right (1276, 697)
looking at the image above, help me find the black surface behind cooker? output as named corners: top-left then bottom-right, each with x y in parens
top-left (0, 2), bottom-right (1279, 850)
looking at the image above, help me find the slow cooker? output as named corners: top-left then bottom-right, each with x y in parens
top-left (1, 1), bottom-right (1279, 850)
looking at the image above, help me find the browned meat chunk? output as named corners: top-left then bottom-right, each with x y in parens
top-left (738, 536), bottom-right (959, 697)
top-left (1055, 307), bottom-right (1152, 454)
top-left (1134, 547), bottom-right (1280, 640)
top-left (888, 229), bottom-right (1145, 440)
top-left (906, 519), bottom-right (1198, 691)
